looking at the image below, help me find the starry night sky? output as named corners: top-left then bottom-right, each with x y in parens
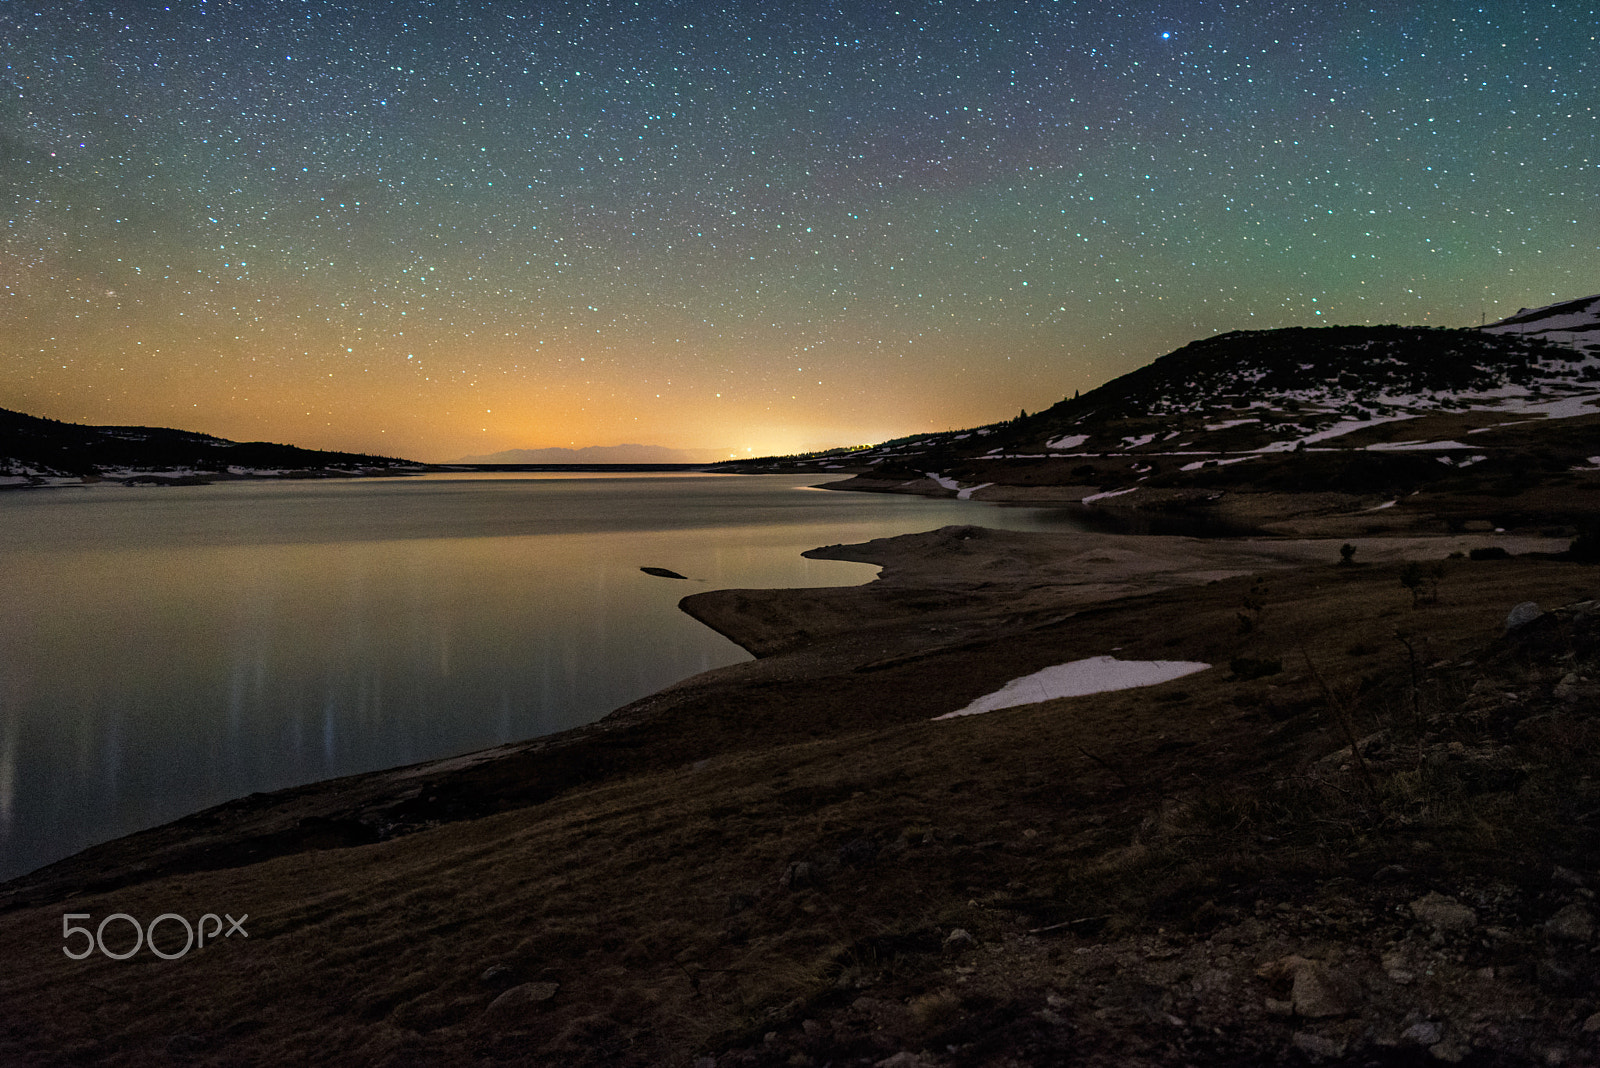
top-left (4, 1), bottom-right (1596, 461)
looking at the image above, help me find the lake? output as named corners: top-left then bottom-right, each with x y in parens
top-left (0, 472), bottom-right (1082, 880)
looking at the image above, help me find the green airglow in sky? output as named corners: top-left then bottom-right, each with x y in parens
top-left (3, 1), bottom-right (1596, 461)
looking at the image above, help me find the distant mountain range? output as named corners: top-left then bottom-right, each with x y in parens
top-left (0, 407), bottom-right (415, 485)
top-left (452, 444), bottom-right (714, 464)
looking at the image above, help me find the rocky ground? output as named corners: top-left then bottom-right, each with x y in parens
top-left (700, 593), bottom-right (1600, 1068)
top-left (1, 494), bottom-right (1598, 1066)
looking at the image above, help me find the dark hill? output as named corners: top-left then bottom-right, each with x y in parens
top-left (0, 407), bottom-right (416, 480)
top-left (717, 314), bottom-right (1600, 533)
top-left (1038, 324), bottom-right (1580, 423)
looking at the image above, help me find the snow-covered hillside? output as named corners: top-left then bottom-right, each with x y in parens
top-left (1049, 322), bottom-right (1600, 430)
top-left (1482, 293), bottom-right (1600, 355)
top-left (727, 299), bottom-right (1600, 484)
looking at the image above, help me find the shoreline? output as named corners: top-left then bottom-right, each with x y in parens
top-left (0, 461), bottom-right (725, 492)
top-left (1, 522), bottom-right (1565, 905)
top-left (2, 517), bottom-right (1595, 1066)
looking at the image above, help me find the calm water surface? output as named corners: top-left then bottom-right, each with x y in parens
top-left (0, 472), bottom-right (1081, 879)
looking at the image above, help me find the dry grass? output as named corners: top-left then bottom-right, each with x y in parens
top-left (1, 549), bottom-right (1596, 1066)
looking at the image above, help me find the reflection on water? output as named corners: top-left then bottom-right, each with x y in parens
top-left (0, 473), bottom-right (1080, 879)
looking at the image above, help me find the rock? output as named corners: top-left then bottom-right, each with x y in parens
top-left (1410, 892), bottom-right (1478, 933)
top-left (1291, 964), bottom-right (1350, 1018)
top-left (1545, 903), bottom-right (1594, 941)
top-left (1506, 601), bottom-right (1543, 631)
top-left (1582, 1011), bottom-right (1600, 1034)
top-left (876, 1054), bottom-right (928, 1068)
top-left (1431, 1037), bottom-right (1471, 1063)
top-left (1256, 955), bottom-right (1299, 982)
top-left (484, 981), bottom-right (560, 1024)
top-left (480, 964), bottom-right (515, 986)
top-left (780, 861), bottom-right (813, 889)
top-left (1256, 956), bottom-right (1351, 1018)
top-left (1402, 1021), bottom-right (1444, 1046)
top-left (1382, 949), bottom-right (1417, 985)
top-left (943, 928), bottom-right (976, 950)
top-left (1553, 866), bottom-right (1587, 888)
top-left (1291, 1031), bottom-right (1346, 1060)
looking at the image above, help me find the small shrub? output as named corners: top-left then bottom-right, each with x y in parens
top-left (1338, 543), bottom-right (1357, 566)
top-left (1399, 561), bottom-right (1444, 606)
top-left (908, 990), bottom-right (964, 1034)
top-left (1468, 546), bottom-right (1510, 561)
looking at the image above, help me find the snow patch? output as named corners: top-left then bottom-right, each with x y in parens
top-left (1489, 393), bottom-right (1600, 419)
top-left (956, 482), bottom-right (994, 500)
top-left (934, 657), bottom-right (1211, 719)
top-left (1047, 433), bottom-right (1090, 450)
top-left (1366, 439), bottom-right (1472, 451)
top-left (1081, 486), bottom-right (1139, 503)
top-left (1180, 456), bottom-right (1252, 472)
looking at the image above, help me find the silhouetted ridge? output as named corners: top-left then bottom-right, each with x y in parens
top-left (0, 407), bottom-right (414, 477)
